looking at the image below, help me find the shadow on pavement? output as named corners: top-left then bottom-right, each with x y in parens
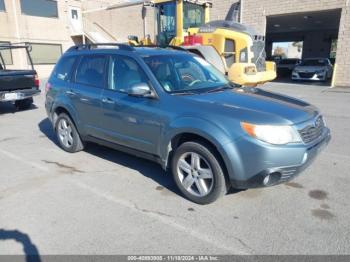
top-left (0, 229), bottom-right (41, 262)
top-left (38, 118), bottom-right (58, 145)
top-left (38, 118), bottom-right (180, 197)
top-left (0, 101), bottom-right (38, 115)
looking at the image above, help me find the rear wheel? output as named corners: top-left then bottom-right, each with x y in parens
top-left (15, 98), bottom-right (33, 110)
top-left (171, 141), bottom-right (227, 204)
top-left (55, 113), bottom-right (84, 153)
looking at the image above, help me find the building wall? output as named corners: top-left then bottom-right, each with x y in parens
top-left (210, 0), bottom-right (239, 20)
top-left (0, 0), bottom-right (82, 77)
top-left (84, 4), bottom-right (155, 43)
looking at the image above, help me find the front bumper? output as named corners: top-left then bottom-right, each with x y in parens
top-left (226, 127), bottom-right (331, 189)
top-left (292, 72), bottom-right (326, 81)
top-left (0, 88), bottom-right (41, 102)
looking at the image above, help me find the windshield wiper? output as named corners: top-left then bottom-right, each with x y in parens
top-left (206, 84), bottom-right (235, 93)
top-left (171, 91), bottom-right (197, 96)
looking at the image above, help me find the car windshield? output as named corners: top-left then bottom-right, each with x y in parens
top-left (300, 59), bottom-right (326, 66)
top-left (143, 54), bottom-right (231, 94)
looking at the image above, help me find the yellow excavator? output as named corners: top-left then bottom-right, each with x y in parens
top-left (129, 0), bottom-right (276, 86)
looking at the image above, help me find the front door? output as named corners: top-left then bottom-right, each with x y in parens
top-left (100, 55), bottom-right (162, 154)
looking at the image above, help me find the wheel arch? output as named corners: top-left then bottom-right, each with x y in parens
top-left (52, 103), bottom-right (80, 132)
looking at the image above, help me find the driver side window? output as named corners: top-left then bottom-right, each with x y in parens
top-left (108, 55), bottom-right (149, 93)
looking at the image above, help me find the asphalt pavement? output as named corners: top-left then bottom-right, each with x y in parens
top-left (0, 82), bottom-right (349, 255)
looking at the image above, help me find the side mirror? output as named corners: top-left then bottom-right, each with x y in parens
top-left (128, 83), bottom-right (154, 98)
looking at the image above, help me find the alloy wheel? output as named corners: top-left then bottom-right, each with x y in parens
top-left (176, 152), bottom-right (214, 197)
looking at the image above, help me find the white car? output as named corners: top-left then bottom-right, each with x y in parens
top-left (292, 58), bottom-right (333, 81)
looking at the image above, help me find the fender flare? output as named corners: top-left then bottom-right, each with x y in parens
top-left (159, 116), bottom-right (233, 168)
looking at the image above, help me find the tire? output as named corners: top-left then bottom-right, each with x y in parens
top-left (171, 141), bottom-right (227, 205)
top-left (15, 98), bottom-right (33, 110)
top-left (55, 113), bottom-right (84, 153)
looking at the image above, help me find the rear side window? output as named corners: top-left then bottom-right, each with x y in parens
top-left (53, 56), bottom-right (76, 81)
top-left (75, 55), bottom-right (106, 87)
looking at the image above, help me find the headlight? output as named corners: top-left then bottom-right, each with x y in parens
top-left (241, 122), bottom-right (301, 145)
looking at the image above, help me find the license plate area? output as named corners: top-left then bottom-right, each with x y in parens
top-left (4, 93), bottom-right (20, 101)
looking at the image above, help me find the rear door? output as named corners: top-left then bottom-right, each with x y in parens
top-left (71, 54), bottom-right (107, 138)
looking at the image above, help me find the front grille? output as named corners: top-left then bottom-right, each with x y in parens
top-left (298, 116), bottom-right (325, 144)
top-left (251, 40), bottom-right (266, 72)
top-left (299, 72), bottom-right (315, 78)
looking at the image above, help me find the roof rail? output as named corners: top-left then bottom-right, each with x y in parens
top-left (134, 45), bottom-right (189, 52)
top-left (0, 42), bottom-right (32, 51)
top-left (67, 43), bottom-right (134, 52)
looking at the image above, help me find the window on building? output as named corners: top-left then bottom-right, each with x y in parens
top-left (0, 0), bottom-right (5, 11)
top-left (0, 42), bottom-right (13, 65)
top-left (20, 0), bottom-right (58, 18)
top-left (27, 43), bottom-right (62, 64)
top-left (75, 55), bottom-right (107, 87)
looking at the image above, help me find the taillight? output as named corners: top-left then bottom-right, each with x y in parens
top-left (45, 82), bottom-right (52, 93)
top-left (183, 35), bottom-right (203, 46)
top-left (34, 74), bottom-right (40, 88)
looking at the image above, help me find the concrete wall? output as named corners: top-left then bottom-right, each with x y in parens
top-left (210, 0), bottom-right (239, 20)
top-left (0, 0), bottom-right (82, 78)
top-left (335, 4), bottom-right (350, 87)
top-left (84, 4), bottom-right (155, 43)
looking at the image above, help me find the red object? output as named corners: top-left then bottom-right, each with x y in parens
top-left (183, 35), bottom-right (203, 46)
top-left (34, 74), bottom-right (40, 88)
top-left (45, 82), bottom-right (51, 93)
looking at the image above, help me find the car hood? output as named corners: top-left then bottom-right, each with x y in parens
top-left (294, 65), bottom-right (326, 72)
top-left (182, 87), bottom-right (318, 125)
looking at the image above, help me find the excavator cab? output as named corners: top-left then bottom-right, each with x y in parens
top-left (150, 0), bottom-right (276, 86)
top-left (154, 0), bottom-right (209, 46)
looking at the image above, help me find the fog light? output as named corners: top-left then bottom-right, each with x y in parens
top-left (263, 175), bottom-right (270, 185)
top-left (302, 152), bottom-right (308, 164)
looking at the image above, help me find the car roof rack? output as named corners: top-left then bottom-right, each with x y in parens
top-left (0, 42), bottom-right (32, 51)
top-left (67, 43), bottom-right (135, 52)
top-left (134, 45), bottom-right (189, 52)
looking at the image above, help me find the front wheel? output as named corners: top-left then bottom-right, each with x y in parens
top-left (171, 141), bottom-right (227, 204)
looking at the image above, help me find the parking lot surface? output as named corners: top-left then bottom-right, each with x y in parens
top-left (0, 82), bottom-right (349, 255)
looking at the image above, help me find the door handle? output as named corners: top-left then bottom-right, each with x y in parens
top-left (65, 90), bottom-right (76, 96)
top-left (102, 97), bottom-right (115, 104)
top-left (80, 98), bottom-right (89, 102)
